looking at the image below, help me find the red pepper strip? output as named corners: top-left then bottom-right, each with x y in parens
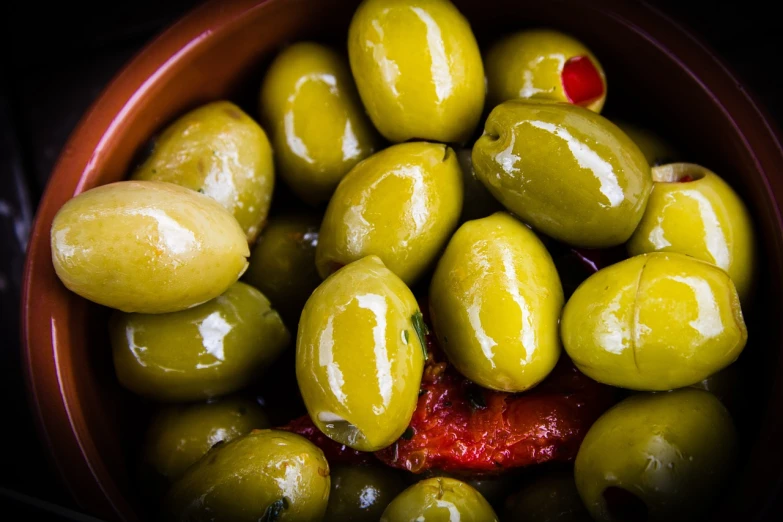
top-left (374, 332), bottom-right (617, 474)
top-left (279, 414), bottom-right (377, 466)
top-left (281, 302), bottom-right (615, 474)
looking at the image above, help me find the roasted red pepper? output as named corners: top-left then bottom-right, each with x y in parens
top-left (374, 327), bottom-right (617, 474)
top-left (280, 414), bottom-right (377, 466)
top-left (283, 305), bottom-right (616, 474)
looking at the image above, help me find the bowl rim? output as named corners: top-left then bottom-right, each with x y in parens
top-left (21, 0), bottom-right (783, 520)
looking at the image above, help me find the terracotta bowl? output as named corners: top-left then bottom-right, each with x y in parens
top-left (22, 0), bottom-right (783, 520)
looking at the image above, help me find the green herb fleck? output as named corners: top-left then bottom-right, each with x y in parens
top-left (411, 311), bottom-right (429, 360)
top-left (401, 427), bottom-right (415, 440)
top-left (151, 168), bottom-right (157, 174)
top-left (198, 188), bottom-right (205, 194)
top-left (418, 389), bottom-right (427, 397)
top-left (260, 498), bottom-right (289, 522)
top-left (403, 330), bottom-right (410, 344)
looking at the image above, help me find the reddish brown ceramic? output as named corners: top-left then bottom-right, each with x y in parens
top-left (22, 0), bottom-right (783, 520)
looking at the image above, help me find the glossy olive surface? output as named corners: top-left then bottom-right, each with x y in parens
top-left (348, 0), bottom-right (485, 143)
top-left (50, 180), bottom-right (249, 314)
top-left (260, 42), bottom-right (379, 205)
top-left (325, 466), bottom-right (407, 522)
top-left (574, 389), bottom-right (737, 522)
top-left (561, 252), bottom-right (747, 391)
top-left (243, 213), bottom-right (321, 327)
top-left (132, 101), bottom-right (274, 242)
top-left (296, 256), bottom-right (425, 451)
top-left (457, 148), bottom-right (502, 222)
top-left (504, 471), bottom-right (591, 522)
top-left (627, 163), bottom-right (756, 302)
top-left (316, 141), bottom-right (463, 285)
top-left (430, 212), bottom-right (563, 392)
top-left (142, 397), bottom-right (269, 486)
top-left (613, 120), bottom-right (681, 166)
top-left (381, 477), bottom-right (499, 522)
top-left (485, 29), bottom-right (606, 112)
top-left (111, 282), bottom-right (290, 402)
top-left (473, 100), bottom-right (651, 247)
top-left (164, 429), bottom-right (330, 522)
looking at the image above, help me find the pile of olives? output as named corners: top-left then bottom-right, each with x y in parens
top-left (49, 0), bottom-right (755, 520)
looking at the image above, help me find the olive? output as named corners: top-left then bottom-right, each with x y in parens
top-left (111, 282), bottom-right (289, 402)
top-left (296, 256), bottom-right (425, 451)
top-left (164, 429), bottom-right (330, 521)
top-left (316, 141), bottom-right (463, 285)
top-left (141, 396), bottom-right (269, 486)
top-left (430, 212), bottom-right (563, 392)
top-left (485, 29), bottom-right (606, 112)
top-left (260, 42), bottom-right (379, 205)
top-left (561, 252), bottom-right (747, 391)
top-left (627, 163), bottom-right (756, 303)
top-left (50, 180), bottom-right (248, 313)
top-left (243, 213), bottom-right (321, 327)
top-left (574, 389), bottom-right (737, 522)
top-left (324, 466), bottom-right (407, 521)
top-left (348, 0), bottom-right (485, 143)
top-left (132, 101), bottom-right (274, 242)
top-left (472, 100), bottom-right (651, 247)
top-left (381, 477), bottom-right (499, 522)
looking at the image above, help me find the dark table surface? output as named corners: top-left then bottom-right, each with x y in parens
top-left (1, 0), bottom-right (781, 519)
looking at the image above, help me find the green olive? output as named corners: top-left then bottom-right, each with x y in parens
top-left (142, 396), bottom-right (269, 486)
top-left (485, 29), bottom-right (606, 112)
top-left (627, 163), bottom-right (756, 303)
top-left (574, 389), bottom-right (737, 522)
top-left (50, 180), bottom-right (249, 314)
top-left (472, 100), bottom-right (652, 247)
top-left (260, 42), bottom-right (379, 205)
top-left (325, 466), bottom-right (407, 521)
top-left (132, 101), bottom-right (274, 242)
top-left (561, 252), bottom-right (747, 391)
top-left (457, 148), bottom-right (502, 222)
top-left (348, 0), bottom-right (485, 143)
top-left (504, 471), bottom-right (591, 522)
top-left (381, 477), bottom-right (499, 522)
top-left (296, 256), bottom-right (425, 451)
top-left (317, 142), bottom-right (463, 285)
top-left (111, 281), bottom-right (289, 402)
top-left (164, 429), bottom-right (330, 522)
top-left (430, 212), bottom-right (563, 392)
top-left (612, 121), bottom-right (680, 166)
top-left (415, 469), bottom-right (521, 508)
top-left (243, 213), bottom-right (321, 327)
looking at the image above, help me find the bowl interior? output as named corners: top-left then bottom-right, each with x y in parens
top-left (24, 0), bottom-right (783, 520)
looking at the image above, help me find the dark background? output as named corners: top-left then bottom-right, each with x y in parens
top-left (0, 0), bottom-right (780, 519)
